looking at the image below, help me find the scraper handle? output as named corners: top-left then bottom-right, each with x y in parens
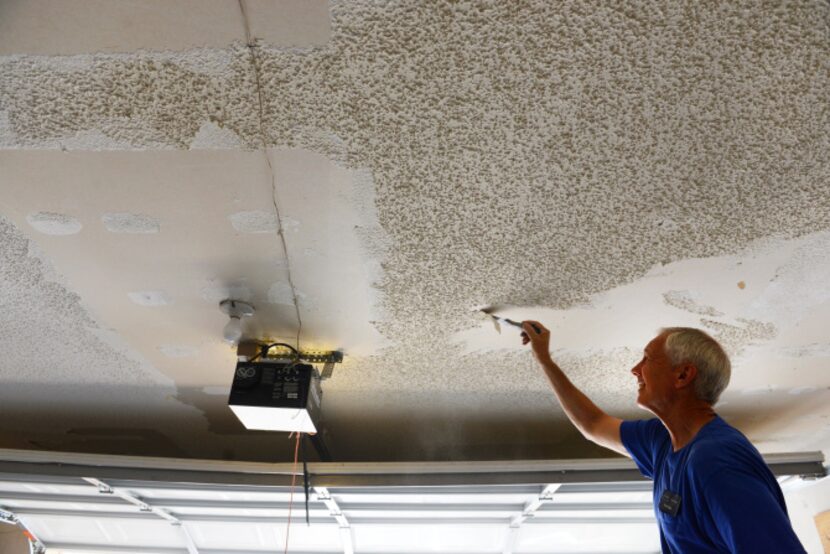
top-left (505, 318), bottom-right (541, 334)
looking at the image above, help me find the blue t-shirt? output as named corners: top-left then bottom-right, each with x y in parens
top-left (620, 416), bottom-right (805, 553)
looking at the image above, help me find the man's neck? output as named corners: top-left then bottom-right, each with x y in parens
top-left (657, 402), bottom-right (717, 452)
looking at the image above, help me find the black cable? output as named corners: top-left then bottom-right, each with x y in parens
top-left (247, 342), bottom-right (300, 363)
top-left (302, 434), bottom-right (310, 526)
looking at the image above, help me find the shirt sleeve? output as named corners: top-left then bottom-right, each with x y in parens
top-left (619, 418), bottom-right (664, 479)
top-left (701, 467), bottom-right (806, 553)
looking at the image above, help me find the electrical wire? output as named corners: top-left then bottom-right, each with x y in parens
top-left (284, 431), bottom-right (302, 554)
top-left (247, 342), bottom-right (301, 363)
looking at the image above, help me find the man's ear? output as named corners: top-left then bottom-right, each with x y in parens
top-left (675, 363), bottom-right (698, 389)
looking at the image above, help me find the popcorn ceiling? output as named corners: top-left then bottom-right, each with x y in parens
top-left (0, 110), bottom-right (14, 145)
top-left (0, 1), bottom-right (829, 455)
top-left (0, 50), bottom-right (261, 149)
top-left (0, 216), bottom-right (171, 387)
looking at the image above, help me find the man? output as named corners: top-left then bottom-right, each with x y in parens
top-left (521, 321), bottom-right (805, 553)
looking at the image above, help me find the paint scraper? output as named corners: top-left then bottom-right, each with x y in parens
top-left (475, 305), bottom-right (541, 335)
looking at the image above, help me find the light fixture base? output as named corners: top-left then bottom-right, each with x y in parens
top-left (219, 299), bottom-right (255, 318)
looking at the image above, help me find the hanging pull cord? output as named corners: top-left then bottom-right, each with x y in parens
top-left (284, 432), bottom-right (302, 554)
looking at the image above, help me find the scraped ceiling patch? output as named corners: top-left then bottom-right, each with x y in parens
top-left (26, 212), bottom-right (82, 235)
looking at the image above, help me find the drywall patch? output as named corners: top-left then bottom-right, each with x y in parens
top-left (127, 290), bottom-right (171, 307)
top-left (25, 212), bottom-right (82, 235)
top-left (189, 120), bottom-right (244, 149)
top-left (101, 212), bottom-right (160, 234)
top-left (663, 290), bottom-right (723, 317)
top-left (228, 210), bottom-right (278, 234)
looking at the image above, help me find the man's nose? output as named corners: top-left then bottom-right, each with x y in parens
top-left (631, 364), bottom-right (641, 376)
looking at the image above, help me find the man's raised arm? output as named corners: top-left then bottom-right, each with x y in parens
top-left (521, 321), bottom-right (628, 457)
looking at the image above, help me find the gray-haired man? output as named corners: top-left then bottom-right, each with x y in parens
top-left (521, 322), bottom-right (805, 553)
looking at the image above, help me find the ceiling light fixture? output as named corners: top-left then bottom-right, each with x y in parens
top-left (219, 299), bottom-right (255, 345)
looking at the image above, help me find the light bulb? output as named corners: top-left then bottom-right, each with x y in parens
top-left (223, 316), bottom-right (243, 344)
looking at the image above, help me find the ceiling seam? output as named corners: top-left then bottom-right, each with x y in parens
top-left (237, 0), bottom-right (303, 351)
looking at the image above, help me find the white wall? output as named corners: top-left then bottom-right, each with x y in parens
top-left (784, 475), bottom-right (830, 554)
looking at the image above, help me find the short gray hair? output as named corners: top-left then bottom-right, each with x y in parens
top-left (660, 327), bottom-right (731, 405)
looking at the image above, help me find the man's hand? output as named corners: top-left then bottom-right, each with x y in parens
top-left (521, 320), bottom-right (552, 364)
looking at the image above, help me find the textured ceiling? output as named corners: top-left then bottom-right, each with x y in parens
top-left (0, 0), bottom-right (828, 463)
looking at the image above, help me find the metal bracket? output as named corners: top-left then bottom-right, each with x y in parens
top-left (504, 484), bottom-right (561, 554)
top-left (236, 341), bottom-right (344, 379)
top-left (313, 487), bottom-right (354, 554)
top-left (83, 478), bottom-right (200, 554)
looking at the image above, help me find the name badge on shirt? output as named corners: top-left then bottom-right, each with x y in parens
top-left (659, 489), bottom-right (681, 517)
